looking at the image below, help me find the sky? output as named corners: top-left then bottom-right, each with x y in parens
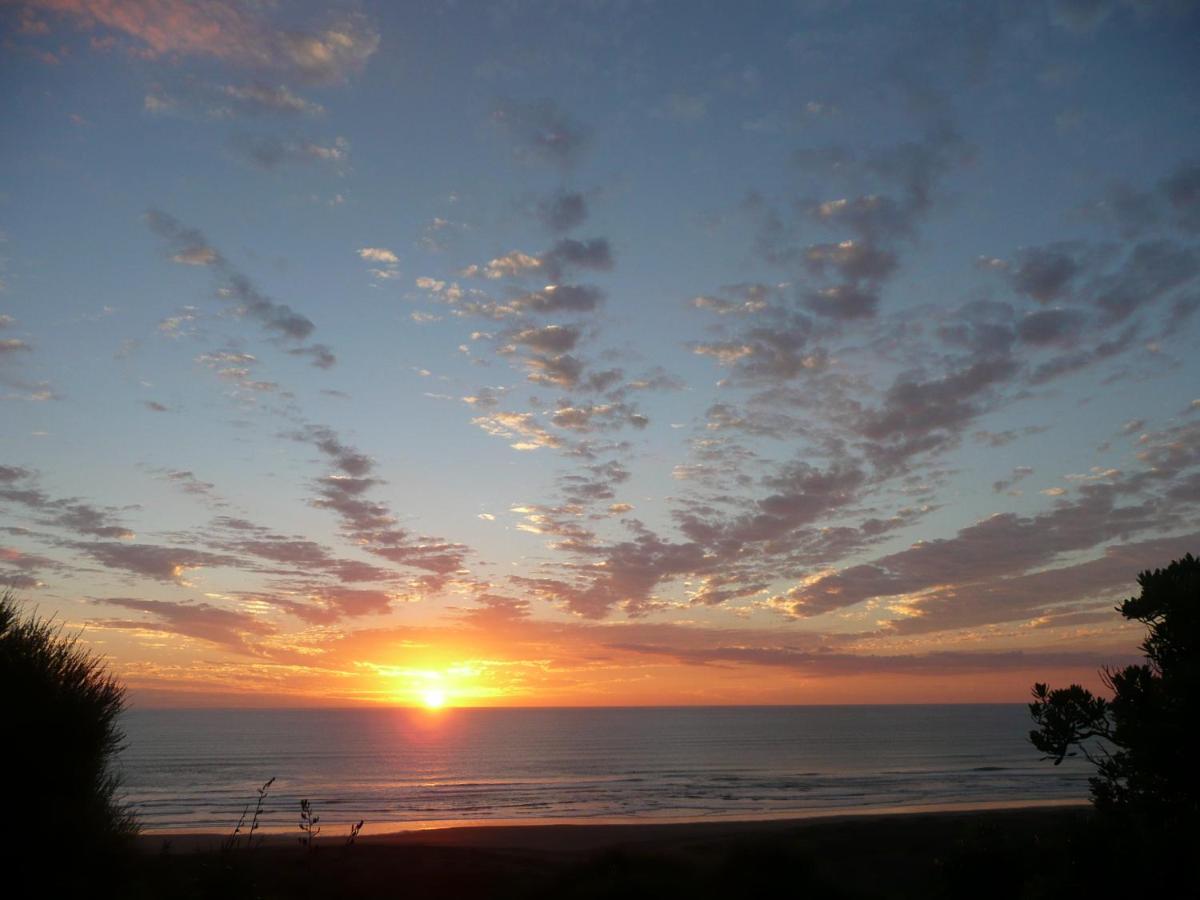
top-left (1, 0), bottom-right (1198, 708)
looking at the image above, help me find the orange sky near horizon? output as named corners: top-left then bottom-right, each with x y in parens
top-left (85, 603), bottom-right (1141, 709)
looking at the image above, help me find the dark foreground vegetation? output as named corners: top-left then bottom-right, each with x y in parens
top-left (0, 590), bottom-right (135, 892)
top-left (1029, 553), bottom-right (1199, 821)
top-left (112, 807), bottom-right (1186, 899)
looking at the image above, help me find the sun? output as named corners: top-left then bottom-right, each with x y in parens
top-left (421, 687), bottom-right (446, 709)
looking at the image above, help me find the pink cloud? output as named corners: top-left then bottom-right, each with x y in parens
top-left (26, 1), bottom-right (379, 83)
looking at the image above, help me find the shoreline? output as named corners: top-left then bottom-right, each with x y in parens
top-left (138, 798), bottom-right (1088, 853)
top-left (124, 802), bottom-right (1113, 897)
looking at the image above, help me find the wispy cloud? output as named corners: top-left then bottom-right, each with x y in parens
top-left (23, 2), bottom-right (380, 84)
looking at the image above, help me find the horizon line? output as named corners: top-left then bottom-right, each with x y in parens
top-left (124, 700), bottom-right (1034, 711)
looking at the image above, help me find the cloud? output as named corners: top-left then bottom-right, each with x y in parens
top-left (1163, 161), bottom-right (1200, 233)
top-left (0, 338), bottom-right (33, 355)
top-left (491, 98), bottom-right (589, 167)
top-left (1092, 239), bottom-right (1199, 323)
top-left (550, 402), bottom-right (648, 433)
top-left (50, 503), bottom-right (136, 539)
top-left (993, 466), bottom-right (1035, 494)
top-left (229, 134), bottom-right (349, 170)
top-left (497, 323), bottom-right (601, 392)
top-left (513, 531), bottom-right (711, 619)
top-left (691, 315), bottom-right (823, 382)
top-left (217, 82), bottom-right (323, 115)
top-left (287, 343), bottom-right (337, 369)
top-left (1016, 308), bottom-right (1087, 345)
top-left (417, 274), bottom-right (606, 320)
top-left (196, 350), bottom-right (280, 393)
top-left (462, 239), bottom-right (613, 286)
top-left (540, 238), bottom-right (614, 280)
top-left (697, 130), bottom-right (973, 394)
top-left (677, 459), bottom-right (866, 548)
top-left (0, 465), bottom-right (33, 483)
top-left (28, 2), bottom-right (380, 84)
top-left (1009, 243), bottom-right (1088, 303)
top-left (147, 210), bottom-right (318, 342)
top-left (973, 425), bottom-right (1050, 447)
top-left (0, 467), bottom-right (135, 539)
top-left (998, 231), bottom-right (1198, 358)
top-left (1090, 159), bottom-right (1200, 238)
top-left (358, 247), bottom-right (399, 282)
top-left (241, 585), bottom-right (395, 623)
top-left (157, 469), bottom-right (218, 500)
top-left (703, 402), bottom-right (797, 439)
top-left (524, 352), bottom-right (584, 388)
top-left (94, 596), bottom-right (274, 655)
top-left (462, 386), bottom-right (504, 409)
top-left (452, 284), bottom-right (605, 319)
top-left (202, 514), bottom-right (395, 584)
top-left (457, 592), bottom-right (531, 626)
top-left (797, 128), bottom-right (969, 242)
top-left (882, 531), bottom-right (1200, 636)
top-left (514, 451), bottom-right (883, 622)
top-left (1028, 324), bottom-right (1136, 384)
top-left (507, 324), bottom-right (581, 354)
top-left (512, 284), bottom-right (604, 315)
top-left (145, 209), bottom-right (221, 266)
top-left (609, 642), bottom-right (1133, 677)
top-left (358, 247), bottom-right (398, 264)
top-left (778, 451), bottom-right (1198, 626)
top-left (804, 240), bottom-right (898, 282)
top-left (803, 283), bottom-right (880, 320)
top-left (472, 411), bottom-right (564, 450)
top-left (558, 460), bottom-right (630, 505)
top-left (691, 283), bottom-right (772, 315)
top-left (0, 545), bottom-right (67, 588)
top-left (300, 425), bottom-right (469, 577)
top-left (419, 217), bottom-right (466, 253)
top-left (853, 356), bottom-right (1020, 470)
top-left (145, 80), bottom-right (325, 118)
top-left (78, 542), bottom-right (240, 583)
top-left (537, 190), bottom-right (588, 232)
top-left (462, 250), bottom-right (543, 280)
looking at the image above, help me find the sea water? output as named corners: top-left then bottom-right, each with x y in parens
top-left (118, 705), bottom-right (1091, 833)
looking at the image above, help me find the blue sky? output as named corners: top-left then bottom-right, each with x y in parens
top-left (1, 0), bottom-right (1198, 705)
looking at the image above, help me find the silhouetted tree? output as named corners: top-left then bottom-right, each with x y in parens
top-left (0, 590), bottom-right (136, 860)
top-left (1029, 554), bottom-right (1199, 819)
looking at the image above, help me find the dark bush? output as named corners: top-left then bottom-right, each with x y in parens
top-left (0, 590), bottom-right (136, 870)
top-left (1029, 554), bottom-right (1199, 820)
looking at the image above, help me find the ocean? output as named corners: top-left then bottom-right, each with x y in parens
top-left (118, 705), bottom-right (1091, 834)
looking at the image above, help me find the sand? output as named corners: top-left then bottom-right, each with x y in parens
top-left (138, 799), bottom-right (1087, 854)
top-left (120, 804), bottom-right (1128, 898)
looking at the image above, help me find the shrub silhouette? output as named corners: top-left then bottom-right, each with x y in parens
top-left (1029, 554), bottom-right (1199, 819)
top-left (0, 590), bottom-right (137, 856)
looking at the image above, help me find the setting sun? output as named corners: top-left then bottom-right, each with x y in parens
top-left (422, 688), bottom-right (446, 709)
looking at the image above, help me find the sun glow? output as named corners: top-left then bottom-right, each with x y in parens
top-left (422, 687), bottom-right (446, 709)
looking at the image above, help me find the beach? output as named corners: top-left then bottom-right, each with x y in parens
top-left (138, 798), bottom-right (1088, 852)
top-left (126, 804), bottom-right (1099, 898)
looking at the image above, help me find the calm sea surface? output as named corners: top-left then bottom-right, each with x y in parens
top-left (118, 706), bottom-right (1091, 833)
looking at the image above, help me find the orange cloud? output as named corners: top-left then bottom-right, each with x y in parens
top-left (90, 604), bottom-right (1135, 709)
top-left (24, 1), bottom-right (379, 83)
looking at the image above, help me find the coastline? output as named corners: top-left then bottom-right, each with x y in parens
top-left (138, 798), bottom-right (1089, 853)
top-left (123, 802), bottom-right (1118, 898)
